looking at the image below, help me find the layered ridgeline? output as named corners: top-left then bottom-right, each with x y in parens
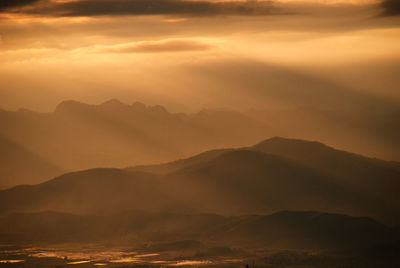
top-left (0, 100), bottom-right (269, 188)
top-left (2, 99), bottom-right (399, 190)
top-left (1, 137), bottom-right (399, 226)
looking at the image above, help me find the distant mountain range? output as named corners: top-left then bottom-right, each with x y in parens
top-left (0, 99), bottom-right (269, 188)
top-left (1, 99), bottom-right (399, 189)
top-left (1, 137), bottom-right (399, 226)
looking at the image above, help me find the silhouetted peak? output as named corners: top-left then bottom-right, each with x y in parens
top-left (131, 101), bottom-right (147, 110)
top-left (53, 99), bottom-right (173, 118)
top-left (100, 99), bottom-right (126, 108)
top-left (253, 137), bottom-right (332, 152)
top-left (252, 137), bottom-right (386, 168)
top-left (132, 102), bottom-right (171, 115)
top-left (149, 105), bottom-right (169, 115)
top-left (54, 100), bottom-right (91, 114)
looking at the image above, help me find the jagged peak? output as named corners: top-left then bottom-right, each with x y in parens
top-left (254, 137), bottom-right (330, 150)
top-left (100, 99), bottom-right (126, 107)
top-left (54, 100), bottom-right (90, 113)
top-left (148, 104), bottom-right (169, 114)
top-left (131, 101), bottom-right (146, 109)
top-left (54, 99), bottom-right (172, 116)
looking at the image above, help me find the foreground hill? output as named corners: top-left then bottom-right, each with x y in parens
top-left (1, 138), bottom-right (399, 224)
top-left (252, 138), bottom-right (400, 211)
top-left (130, 137), bottom-right (400, 224)
top-left (160, 150), bottom-right (388, 218)
top-left (0, 151), bottom-right (381, 219)
top-left (0, 100), bottom-right (268, 187)
top-left (0, 210), bottom-right (395, 251)
top-left (216, 210), bottom-right (391, 249)
top-left (0, 169), bottom-right (179, 215)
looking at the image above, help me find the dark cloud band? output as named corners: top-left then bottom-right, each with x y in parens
top-left (4, 0), bottom-right (279, 17)
top-left (0, 0), bottom-right (40, 11)
top-left (381, 0), bottom-right (400, 16)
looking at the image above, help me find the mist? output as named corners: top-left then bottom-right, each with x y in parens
top-left (0, 1), bottom-right (399, 267)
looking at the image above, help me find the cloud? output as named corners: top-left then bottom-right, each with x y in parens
top-left (381, 0), bottom-right (400, 16)
top-left (0, 0), bottom-right (40, 11)
top-left (6, 0), bottom-right (280, 17)
top-left (99, 39), bottom-right (213, 53)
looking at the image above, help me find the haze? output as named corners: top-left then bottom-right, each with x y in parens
top-left (0, 1), bottom-right (400, 267)
top-left (1, 0), bottom-right (399, 164)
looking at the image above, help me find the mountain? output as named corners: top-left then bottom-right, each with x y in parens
top-left (0, 210), bottom-right (395, 251)
top-left (188, 60), bottom-right (400, 161)
top-left (0, 100), bottom-right (269, 187)
top-left (2, 98), bottom-right (398, 190)
top-left (0, 150), bottom-right (374, 219)
top-left (0, 135), bottom-right (64, 189)
top-left (252, 137), bottom-right (400, 219)
top-left (2, 137), bottom-right (399, 225)
top-left (128, 138), bottom-right (400, 224)
top-left (158, 149), bottom-right (398, 223)
top-left (252, 137), bottom-right (400, 178)
top-left (247, 106), bottom-right (400, 162)
top-left (128, 148), bottom-right (234, 175)
top-left (0, 168), bottom-right (179, 215)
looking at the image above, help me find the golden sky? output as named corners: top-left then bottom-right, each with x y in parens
top-left (0, 0), bottom-right (399, 112)
top-left (0, 0), bottom-right (399, 164)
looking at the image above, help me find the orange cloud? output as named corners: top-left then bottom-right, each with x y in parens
top-left (99, 39), bottom-right (214, 53)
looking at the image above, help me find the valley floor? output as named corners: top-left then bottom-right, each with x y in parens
top-left (0, 244), bottom-right (399, 268)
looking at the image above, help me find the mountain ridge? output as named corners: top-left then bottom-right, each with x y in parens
top-left (2, 137), bottom-right (399, 225)
top-left (0, 99), bottom-right (270, 187)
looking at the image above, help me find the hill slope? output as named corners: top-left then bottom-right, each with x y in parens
top-left (0, 135), bottom-right (64, 189)
top-left (2, 139), bottom-right (399, 225)
top-left (0, 210), bottom-right (394, 250)
top-left (1, 137), bottom-right (399, 224)
top-left (0, 100), bottom-right (268, 187)
top-left (160, 150), bottom-right (397, 222)
top-left (252, 138), bottom-right (400, 213)
top-left (129, 137), bottom-right (400, 224)
top-left (0, 169), bottom-right (178, 215)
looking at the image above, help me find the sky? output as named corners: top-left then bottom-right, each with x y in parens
top-left (0, 0), bottom-right (398, 111)
top-left (0, 0), bottom-right (399, 160)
